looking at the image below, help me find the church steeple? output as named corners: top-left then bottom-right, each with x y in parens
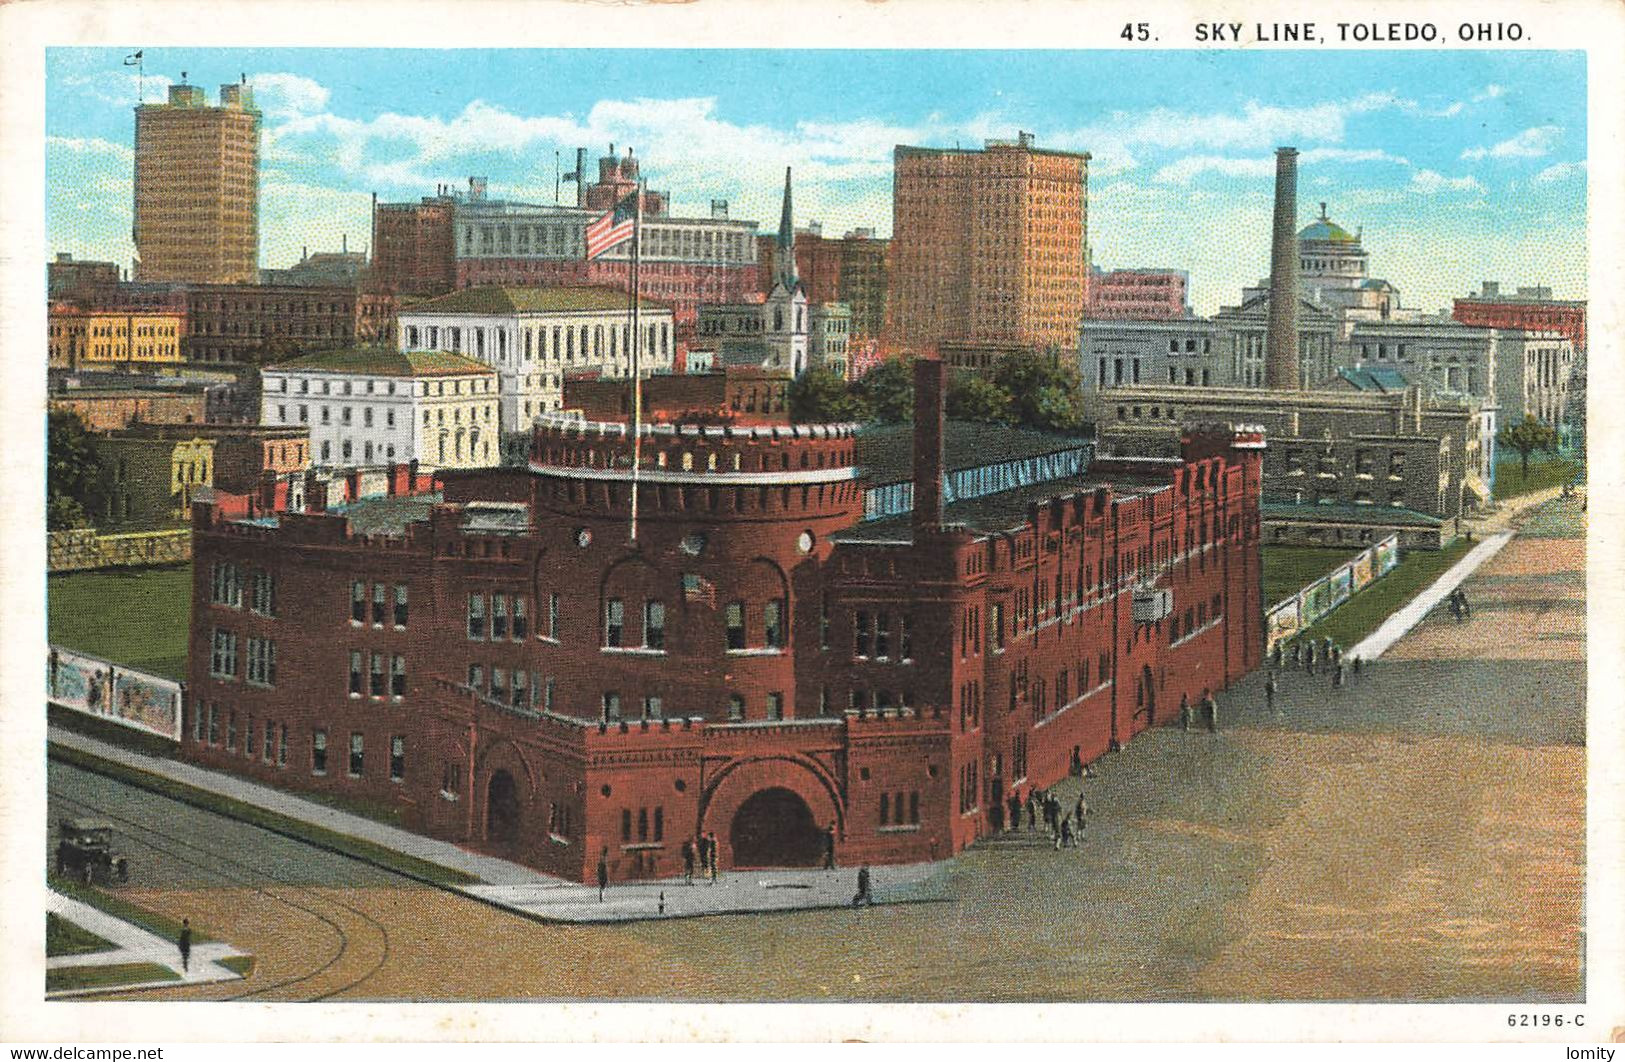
top-left (776, 166), bottom-right (799, 292)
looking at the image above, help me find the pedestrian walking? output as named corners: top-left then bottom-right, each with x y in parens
top-left (1059, 816), bottom-right (1074, 848)
top-left (1305, 642), bottom-right (1316, 675)
top-left (1025, 792), bottom-right (1037, 831)
top-left (1333, 661), bottom-right (1345, 688)
top-left (597, 849), bottom-right (609, 902)
top-left (1006, 792), bottom-right (1022, 833)
top-left (1322, 636), bottom-right (1334, 661)
top-left (824, 822), bottom-right (837, 870)
top-left (1203, 693), bottom-right (1219, 733)
top-left (1352, 655), bottom-right (1363, 677)
top-left (1271, 642), bottom-right (1284, 670)
top-left (1180, 693), bottom-right (1192, 731)
top-left (1265, 670), bottom-right (1278, 713)
top-left (178, 918), bottom-right (192, 973)
top-left (1074, 794), bottom-right (1088, 825)
top-left (707, 831), bottom-right (720, 882)
top-left (852, 865), bottom-right (872, 908)
top-left (682, 838), bottom-right (696, 885)
top-left (658, 890), bottom-right (666, 915)
top-left (1332, 645), bottom-right (1342, 669)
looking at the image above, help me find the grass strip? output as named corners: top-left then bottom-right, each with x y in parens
top-left (1298, 539), bottom-right (1475, 651)
top-left (47, 563), bottom-right (192, 682)
top-left (49, 876), bottom-right (213, 944)
top-left (1261, 546), bottom-right (1363, 608)
top-left (46, 912), bottom-right (115, 957)
top-left (48, 742), bottom-right (480, 887)
top-left (217, 954), bottom-right (256, 978)
top-left (46, 961), bottom-right (180, 993)
top-left (1494, 455), bottom-right (1583, 500)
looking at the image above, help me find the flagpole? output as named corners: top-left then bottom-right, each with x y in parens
top-left (629, 177), bottom-right (644, 544)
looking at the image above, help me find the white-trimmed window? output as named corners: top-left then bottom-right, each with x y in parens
top-left (390, 736), bottom-right (405, 783)
top-left (211, 563), bottom-right (243, 608)
top-left (210, 629), bottom-right (238, 679)
top-left (246, 637), bottom-right (276, 686)
top-left (349, 732), bottom-right (364, 778)
top-left (312, 729), bottom-right (328, 775)
top-left (467, 593), bottom-right (486, 639)
top-left (251, 570), bottom-right (276, 616)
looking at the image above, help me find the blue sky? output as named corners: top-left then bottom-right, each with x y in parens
top-left (45, 48), bottom-right (1586, 315)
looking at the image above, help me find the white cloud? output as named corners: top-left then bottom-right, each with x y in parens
top-left (1410, 169), bottom-right (1486, 195)
top-left (1475, 84), bottom-right (1507, 102)
top-left (1533, 160), bottom-right (1587, 184)
top-left (1151, 146), bottom-right (1409, 185)
top-left (46, 135), bottom-right (133, 162)
top-left (1462, 125), bottom-right (1561, 160)
top-left (249, 73), bottom-right (331, 120)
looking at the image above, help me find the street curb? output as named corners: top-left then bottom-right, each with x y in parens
top-left (48, 741), bottom-right (473, 900)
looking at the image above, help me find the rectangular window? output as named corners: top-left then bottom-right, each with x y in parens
top-left (191, 702), bottom-right (203, 742)
top-left (264, 721), bottom-right (275, 763)
top-left (545, 677), bottom-right (556, 712)
top-left (313, 730), bottom-right (328, 775)
top-left (391, 655), bottom-right (406, 698)
top-left (643, 695), bottom-right (663, 720)
top-left (251, 570), bottom-right (276, 616)
top-left (763, 599), bottom-right (784, 650)
top-left (767, 692), bottom-right (784, 721)
top-left (210, 629), bottom-right (238, 679)
top-left (854, 610), bottom-right (871, 657)
top-left (351, 581), bottom-right (365, 624)
top-left (394, 584), bottom-right (408, 627)
top-left (491, 667), bottom-right (508, 701)
top-left (875, 612), bottom-right (891, 659)
top-left (349, 733), bottom-right (364, 777)
top-left (245, 716), bottom-right (257, 758)
top-left (548, 593), bottom-right (560, 639)
top-left (246, 637), bottom-right (276, 686)
top-left (725, 602), bottom-right (745, 650)
top-left (644, 600), bottom-right (665, 649)
top-left (390, 736), bottom-right (405, 783)
top-left (206, 704), bottom-right (219, 744)
top-left (819, 594), bottom-right (831, 650)
top-left (511, 669), bottom-right (527, 707)
top-left (605, 598), bottom-right (624, 647)
top-left (349, 650), bottom-right (363, 696)
top-left (511, 597), bottom-right (527, 640)
top-left (371, 653), bottom-right (386, 697)
top-left (603, 691), bottom-right (621, 721)
top-left (226, 711), bottom-right (237, 751)
top-left (278, 725), bottom-right (288, 767)
top-left (372, 583), bottom-right (387, 626)
top-left (492, 595), bottom-right (509, 640)
top-left (727, 694), bottom-right (745, 721)
top-left (467, 593), bottom-right (486, 639)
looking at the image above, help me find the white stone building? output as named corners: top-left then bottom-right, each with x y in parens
top-left (396, 286), bottom-right (676, 440)
top-left (261, 348), bottom-right (499, 470)
top-left (1494, 329), bottom-right (1576, 427)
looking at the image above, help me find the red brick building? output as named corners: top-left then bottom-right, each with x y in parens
top-left (370, 191), bottom-right (458, 298)
top-left (183, 361), bottom-right (1262, 882)
top-left (1452, 281), bottom-right (1586, 353)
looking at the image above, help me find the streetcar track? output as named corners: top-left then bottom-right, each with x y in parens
top-left (49, 769), bottom-right (394, 1001)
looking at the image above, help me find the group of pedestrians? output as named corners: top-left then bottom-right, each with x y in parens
top-left (1003, 785), bottom-right (1092, 851)
top-left (1265, 632), bottom-right (1365, 709)
top-left (679, 832), bottom-right (723, 886)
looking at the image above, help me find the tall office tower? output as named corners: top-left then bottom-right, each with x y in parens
top-left (133, 78), bottom-right (261, 284)
top-left (888, 132), bottom-right (1089, 353)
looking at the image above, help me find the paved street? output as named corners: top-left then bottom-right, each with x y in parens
top-left (51, 495), bottom-right (1583, 1002)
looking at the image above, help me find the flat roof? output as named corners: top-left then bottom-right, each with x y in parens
top-left (265, 348), bottom-right (493, 377)
top-left (406, 287), bottom-right (671, 316)
top-left (321, 492), bottom-right (445, 536)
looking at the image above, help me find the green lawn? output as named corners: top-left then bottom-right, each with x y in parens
top-left (46, 961), bottom-right (179, 994)
top-left (47, 563), bottom-right (193, 681)
top-left (46, 912), bottom-right (114, 957)
top-left (1296, 538), bottom-right (1474, 651)
top-left (1261, 546), bottom-right (1363, 607)
top-left (217, 953), bottom-right (256, 978)
top-left (1495, 454), bottom-right (1584, 501)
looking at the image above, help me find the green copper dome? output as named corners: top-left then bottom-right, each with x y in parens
top-left (1298, 218), bottom-right (1358, 243)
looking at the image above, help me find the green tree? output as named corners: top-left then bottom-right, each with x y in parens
top-left (1497, 414), bottom-right (1560, 482)
top-left (993, 349), bottom-right (1088, 433)
top-left (47, 409), bottom-right (104, 531)
top-left (946, 372), bottom-right (1014, 424)
top-left (856, 356), bottom-right (916, 424)
top-left (788, 366), bottom-right (871, 423)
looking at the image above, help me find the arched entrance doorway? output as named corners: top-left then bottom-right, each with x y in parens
top-left (486, 770), bottom-right (520, 845)
top-left (729, 787), bottom-right (822, 867)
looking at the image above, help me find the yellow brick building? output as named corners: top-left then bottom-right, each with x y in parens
top-left (49, 307), bottom-right (185, 369)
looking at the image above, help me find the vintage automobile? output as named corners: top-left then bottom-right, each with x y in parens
top-left (55, 818), bottom-right (129, 885)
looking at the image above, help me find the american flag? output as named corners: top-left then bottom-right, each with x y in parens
top-left (682, 573), bottom-right (716, 608)
top-left (585, 191), bottom-right (638, 260)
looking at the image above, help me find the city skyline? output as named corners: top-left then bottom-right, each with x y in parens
top-left (47, 48), bottom-right (1585, 316)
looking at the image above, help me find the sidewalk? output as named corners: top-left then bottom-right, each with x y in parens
top-left (1348, 531), bottom-right (1514, 661)
top-left (49, 727), bottom-right (950, 923)
top-left (46, 891), bottom-right (249, 997)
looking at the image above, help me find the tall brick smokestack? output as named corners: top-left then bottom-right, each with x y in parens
top-left (913, 357), bottom-right (946, 533)
top-left (1266, 147), bottom-right (1301, 389)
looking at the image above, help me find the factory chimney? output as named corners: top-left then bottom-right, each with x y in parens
top-left (1265, 147), bottom-right (1301, 390)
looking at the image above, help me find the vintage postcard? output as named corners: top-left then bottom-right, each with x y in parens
top-left (0, 0), bottom-right (1620, 1047)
